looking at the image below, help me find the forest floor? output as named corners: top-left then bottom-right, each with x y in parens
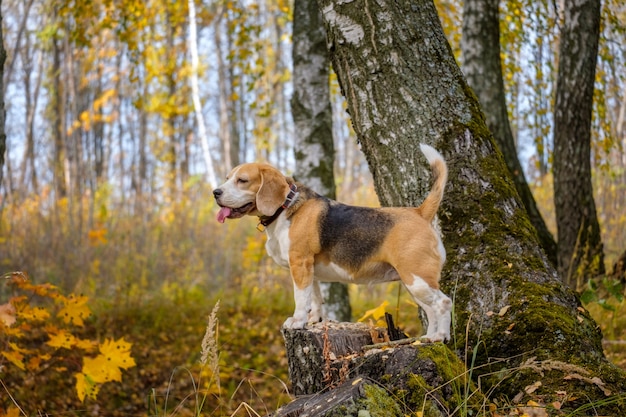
top-left (1, 279), bottom-right (625, 416)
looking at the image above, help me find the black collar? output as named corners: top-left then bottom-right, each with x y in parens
top-left (257, 184), bottom-right (298, 231)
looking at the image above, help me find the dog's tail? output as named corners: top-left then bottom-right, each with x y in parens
top-left (416, 143), bottom-right (448, 223)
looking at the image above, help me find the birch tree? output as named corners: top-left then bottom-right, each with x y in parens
top-left (188, 0), bottom-right (217, 189)
top-left (0, 0), bottom-right (5, 186)
top-left (291, 0), bottom-right (350, 321)
top-left (316, 0), bottom-right (626, 411)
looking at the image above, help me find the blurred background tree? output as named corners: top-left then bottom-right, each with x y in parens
top-left (0, 0), bottom-right (624, 309)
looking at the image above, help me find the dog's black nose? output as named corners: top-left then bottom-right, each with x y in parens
top-left (213, 189), bottom-right (223, 198)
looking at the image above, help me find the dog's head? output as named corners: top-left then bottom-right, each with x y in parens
top-left (213, 163), bottom-right (291, 223)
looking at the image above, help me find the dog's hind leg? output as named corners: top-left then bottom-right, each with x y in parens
top-left (403, 275), bottom-right (452, 342)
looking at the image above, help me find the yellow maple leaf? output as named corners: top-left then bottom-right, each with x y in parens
top-left (75, 338), bottom-right (136, 400)
top-left (75, 372), bottom-right (100, 402)
top-left (27, 355), bottom-right (46, 371)
top-left (57, 295), bottom-right (91, 326)
top-left (82, 354), bottom-right (113, 383)
top-left (75, 337), bottom-right (98, 352)
top-left (47, 329), bottom-right (77, 349)
top-left (99, 337), bottom-right (136, 372)
top-left (20, 304), bottom-right (50, 322)
top-left (1, 350), bottom-right (25, 370)
top-left (358, 300), bottom-right (390, 323)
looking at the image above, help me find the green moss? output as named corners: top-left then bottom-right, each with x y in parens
top-left (361, 384), bottom-right (403, 417)
top-left (406, 374), bottom-right (445, 417)
top-left (368, 345), bottom-right (486, 416)
top-left (320, 383), bottom-right (403, 417)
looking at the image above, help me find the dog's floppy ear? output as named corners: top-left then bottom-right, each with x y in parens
top-left (256, 165), bottom-right (289, 216)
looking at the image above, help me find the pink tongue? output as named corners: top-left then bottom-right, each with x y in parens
top-left (217, 207), bottom-right (232, 223)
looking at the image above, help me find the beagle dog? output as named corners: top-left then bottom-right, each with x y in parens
top-left (213, 144), bottom-right (451, 342)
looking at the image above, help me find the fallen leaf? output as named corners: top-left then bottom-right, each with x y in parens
top-left (525, 381), bottom-right (542, 394)
top-left (498, 305), bottom-right (511, 316)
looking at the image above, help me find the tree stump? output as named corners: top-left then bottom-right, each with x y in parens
top-left (274, 321), bottom-right (482, 417)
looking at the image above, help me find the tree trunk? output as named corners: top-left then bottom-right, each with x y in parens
top-left (553, 0), bottom-right (605, 289)
top-left (276, 322), bottom-right (482, 416)
top-left (188, 0), bottom-right (218, 189)
top-left (291, 0), bottom-right (350, 322)
top-left (460, 0), bottom-right (558, 266)
top-left (316, 0), bottom-right (626, 412)
top-left (0, 1), bottom-right (6, 186)
top-left (50, 33), bottom-right (67, 198)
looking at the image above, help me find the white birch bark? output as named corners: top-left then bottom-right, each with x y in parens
top-left (188, 0), bottom-right (218, 189)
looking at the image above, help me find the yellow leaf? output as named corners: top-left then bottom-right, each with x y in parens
top-left (99, 337), bottom-right (136, 372)
top-left (3, 406), bottom-right (21, 417)
top-left (20, 304), bottom-right (50, 321)
top-left (75, 372), bottom-right (100, 402)
top-left (1, 350), bottom-right (26, 370)
top-left (82, 355), bottom-right (113, 383)
top-left (57, 295), bottom-right (91, 326)
top-left (47, 329), bottom-right (76, 349)
top-left (358, 301), bottom-right (389, 322)
top-left (75, 338), bottom-right (98, 352)
top-left (88, 228), bottom-right (108, 246)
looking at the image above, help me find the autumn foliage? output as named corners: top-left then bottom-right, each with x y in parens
top-left (0, 272), bottom-right (136, 404)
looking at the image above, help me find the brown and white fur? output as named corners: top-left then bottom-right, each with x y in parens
top-left (213, 144), bottom-right (451, 342)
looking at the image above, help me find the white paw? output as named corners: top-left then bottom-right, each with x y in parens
top-left (420, 332), bottom-right (449, 343)
top-left (283, 316), bottom-right (307, 329)
top-left (308, 311), bottom-right (322, 324)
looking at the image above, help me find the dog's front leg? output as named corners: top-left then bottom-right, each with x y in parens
top-left (283, 255), bottom-right (315, 329)
top-left (283, 283), bottom-right (313, 329)
top-left (309, 281), bottom-right (323, 323)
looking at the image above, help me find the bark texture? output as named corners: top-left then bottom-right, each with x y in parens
top-left (276, 322), bottom-right (481, 416)
top-left (553, 0), bottom-right (605, 289)
top-left (316, 0), bottom-right (626, 412)
top-left (0, 1), bottom-right (5, 185)
top-left (291, 0), bottom-right (350, 321)
top-left (460, 0), bottom-right (558, 266)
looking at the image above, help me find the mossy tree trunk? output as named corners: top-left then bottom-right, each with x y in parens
top-left (316, 0), bottom-right (626, 411)
top-left (291, 0), bottom-right (351, 322)
top-left (460, 0), bottom-right (557, 267)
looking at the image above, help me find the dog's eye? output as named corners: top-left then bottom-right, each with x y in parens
top-left (237, 178), bottom-right (248, 184)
